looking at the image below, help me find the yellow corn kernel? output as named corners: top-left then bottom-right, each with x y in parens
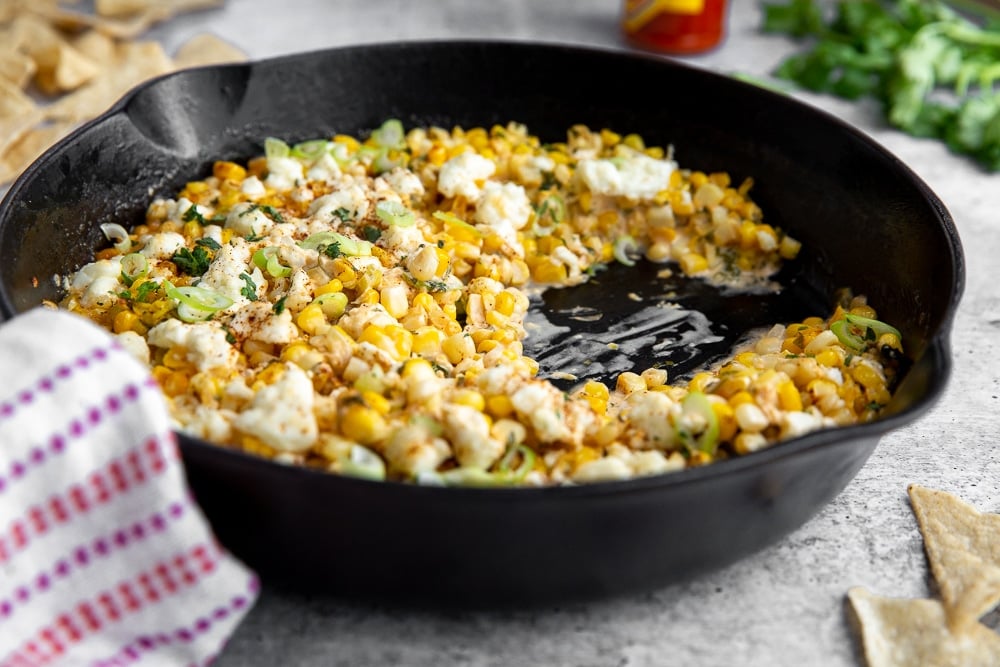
top-left (494, 290), bottom-right (517, 317)
top-left (339, 403), bottom-right (388, 445)
top-left (599, 128), bottom-right (621, 146)
top-left (851, 363), bottom-right (884, 389)
top-left (532, 259), bottom-right (568, 284)
top-left (679, 252), bottom-right (708, 275)
top-left (362, 390), bottom-right (392, 415)
top-left (182, 220), bottom-right (203, 240)
top-left (486, 395), bottom-right (514, 419)
top-left (452, 389), bottom-right (486, 411)
top-left (442, 333), bottom-right (475, 364)
top-left (728, 391), bottom-right (755, 408)
top-left (878, 332), bottom-right (903, 354)
top-left (358, 289), bottom-right (380, 305)
top-left (112, 310), bottom-right (143, 335)
top-left (644, 146), bottom-right (665, 159)
top-left (711, 400), bottom-right (737, 442)
top-left (384, 324), bottom-right (413, 359)
top-left (220, 228), bottom-right (235, 244)
top-left (622, 133), bottom-right (645, 150)
top-left (412, 326), bottom-right (444, 357)
top-left (151, 365), bottom-right (171, 384)
top-left (815, 348), bottom-right (842, 368)
top-left (160, 370), bottom-right (189, 397)
top-left (687, 372), bottom-right (714, 394)
top-left (583, 380), bottom-right (611, 401)
top-left (779, 235), bottom-right (802, 260)
top-left (777, 380), bottom-right (804, 412)
top-left (556, 446), bottom-right (601, 475)
top-left (241, 435), bottom-right (279, 459)
top-left (616, 372), bottom-right (645, 395)
top-left (578, 190), bottom-right (593, 213)
top-left (358, 325), bottom-right (395, 355)
top-left (162, 347), bottom-right (190, 370)
top-left (315, 279), bottom-right (344, 296)
top-left (485, 309), bottom-right (508, 328)
top-left (296, 303), bottom-right (327, 335)
top-left (849, 304), bottom-right (878, 319)
top-left (213, 160), bottom-right (247, 181)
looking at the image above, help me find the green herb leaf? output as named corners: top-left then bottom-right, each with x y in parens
top-left (322, 242), bottom-right (343, 259)
top-left (363, 225), bottom-right (382, 242)
top-left (195, 237), bottom-right (222, 250)
top-left (171, 246), bottom-right (212, 276)
top-left (239, 272), bottom-right (259, 301)
top-left (273, 296), bottom-right (287, 315)
top-left (182, 206), bottom-right (206, 224)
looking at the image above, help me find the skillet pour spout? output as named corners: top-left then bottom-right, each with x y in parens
top-left (0, 41), bottom-right (963, 604)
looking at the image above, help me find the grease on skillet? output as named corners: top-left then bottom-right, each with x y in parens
top-left (54, 121), bottom-right (907, 486)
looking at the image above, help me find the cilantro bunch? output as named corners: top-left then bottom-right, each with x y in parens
top-left (763, 0), bottom-right (1000, 170)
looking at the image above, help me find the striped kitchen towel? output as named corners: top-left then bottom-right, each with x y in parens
top-left (0, 308), bottom-right (258, 666)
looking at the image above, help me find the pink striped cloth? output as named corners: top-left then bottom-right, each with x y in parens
top-left (0, 308), bottom-right (258, 666)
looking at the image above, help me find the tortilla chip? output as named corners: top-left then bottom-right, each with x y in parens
top-left (33, 42), bottom-right (100, 95)
top-left (0, 78), bottom-right (42, 158)
top-left (908, 484), bottom-right (1000, 629)
top-left (95, 0), bottom-right (154, 18)
top-left (44, 40), bottom-right (172, 123)
top-left (71, 29), bottom-right (117, 67)
top-left (4, 13), bottom-right (68, 59)
top-left (0, 48), bottom-right (37, 89)
top-left (847, 587), bottom-right (1000, 667)
top-left (0, 121), bottom-right (72, 185)
top-left (173, 32), bottom-right (246, 69)
top-left (47, 0), bottom-right (225, 40)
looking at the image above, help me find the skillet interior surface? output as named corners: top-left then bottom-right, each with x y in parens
top-left (0, 41), bottom-right (962, 604)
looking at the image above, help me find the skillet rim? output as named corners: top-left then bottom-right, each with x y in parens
top-left (0, 38), bottom-right (964, 498)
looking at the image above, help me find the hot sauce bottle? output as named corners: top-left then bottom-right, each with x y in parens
top-left (622, 0), bottom-right (729, 55)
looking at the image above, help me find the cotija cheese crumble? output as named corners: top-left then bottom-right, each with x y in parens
top-left (57, 121), bottom-right (906, 486)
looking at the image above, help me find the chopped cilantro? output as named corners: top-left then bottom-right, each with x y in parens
top-left (195, 237), bottom-right (222, 251)
top-left (136, 281), bottom-right (159, 302)
top-left (272, 296), bottom-right (287, 315)
top-left (239, 272), bottom-right (258, 301)
top-left (362, 225), bottom-right (382, 242)
top-left (245, 233), bottom-right (264, 242)
top-left (436, 239), bottom-right (444, 248)
top-left (182, 206), bottom-right (206, 224)
top-left (332, 207), bottom-right (352, 222)
top-left (322, 242), bottom-right (343, 259)
top-left (172, 246), bottom-right (212, 276)
top-left (223, 327), bottom-right (236, 345)
top-left (240, 203), bottom-right (285, 223)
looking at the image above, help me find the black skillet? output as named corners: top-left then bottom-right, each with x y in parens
top-left (0, 42), bottom-right (963, 605)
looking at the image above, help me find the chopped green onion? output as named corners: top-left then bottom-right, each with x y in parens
top-left (497, 444), bottom-right (536, 483)
top-left (439, 467), bottom-right (502, 487)
top-left (538, 194), bottom-right (566, 223)
top-left (831, 314), bottom-right (903, 353)
top-left (163, 281), bottom-right (234, 322)
top-left (613, 235), bottom-right (638, 267)
top-left (298, 231), bottom-right (372, 256)
top-left (432, 210), bottom-right (482, 237)
top-left (340, 445), bottom-right (386, 481)
top-left (677, 391), bottom-right (720, 454)
top-left (315, 292), bottom-right (348, 319)
top-left (291, 139), bottom-right (330, 161)
top-left (251, 246), bottom-right (292, 278)
top-left (119, 253), bottom-right (148, 287)
top-left (264, 137), bottom-right (290, 159)
top-left (330, 142), bottom-right (353, 166)
top-left (100, 223), bottom-right (131, 253)
top-left (371, 118), bottom-right (406, 150)
top-left (375, 200), bottom-right (416, 227)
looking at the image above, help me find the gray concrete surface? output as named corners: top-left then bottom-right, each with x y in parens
top-left (139, 1), bottom-right (998, 665)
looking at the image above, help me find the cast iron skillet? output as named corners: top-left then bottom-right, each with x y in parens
top-left (0, 42), bottom-right (963, 606)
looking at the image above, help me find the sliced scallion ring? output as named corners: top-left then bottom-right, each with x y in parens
top-left (251, 247), bottom-right (292, 278)
top-left (298, 231), bottom-right (372, 256)
top-left (371, 118), bottom-right (406, 149)
top-left (315, 291), bottom-right (348, 318)
top-left (330, 142), bottom-right (353, 166)
top-left (831, 314), bottom-right (902, 353)
top-left (375, 200), bottom-right (416, 227)
top-left (677, 391), bottom-right (720, 454)
top-left (613, 235), bottom-right (638, 267)
top-left (264, 137), bottom-right (290, 159)
top-left (120, 253), bottom-right (148, 285)
top-left (100, 223), bottom-right (132, 253)
top-left (163, 280), bottom-right (234, 316)
top-left (291, 139), bottom-right (330, 160)
top-left (497, 444), bottom-right (536, 483)
top-left (340, 445), bottom-right (387, 481)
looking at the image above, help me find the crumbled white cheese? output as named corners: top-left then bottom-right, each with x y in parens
top-left (511, 383), bottom-right (571, 443)
top-left (578, 152), bottom-right (676, 201)
top-left (443, 404), bottom-right (503, 469)
top-left (196, 239), bottom-right (258, 305)
top-left (437, 153), bottom-right (495, 199)
top-left (147, 319), bottom-right (236, 372)
top-left (226, 202), bottom-right (275, 238)
top-left (139, 232), bottom-right (186, 260)
top-left (116, 331), bottom-right (150, 365)
top-left (377, 167), bottom-right (425, 199)
top-left (305, 153), bottom-right (342, 182)
top-left (71, 256), bottom-right (123, 308)
top-left (233, 364), bottom-right (318, 452)
top-left (240, 176), bottom-right (266, 199)
top-left (229, 301), bottom-right (297, 344)
top-left (264, 156), bottom-right (304, 191)
top-left (308, 185), bottom-right (370, 223)
top-left (475, 181), bottom-right (532, 230)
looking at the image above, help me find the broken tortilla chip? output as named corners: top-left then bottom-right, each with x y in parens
top-left (847, 587), bottom-right (1000, 667)
top-left (33, 41), bottom-right (101, 95)
top-left (43, 0), bottom-right (225, 40)
top-left (71, 29), bottom-right (117, 67)
top-left (0, 78), bottom-right (42, 158)
top-left (173, 32), bottom-right (246, 69)
top-left (0, 121), bottom-right (72, 185)
top-left (908, 484), bottom-right (1000, 630)
top-left (0, 48), bottom-right (36, 88)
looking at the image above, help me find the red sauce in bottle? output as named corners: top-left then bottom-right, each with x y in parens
top-left (622, 0), bottom-right (729, 55)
